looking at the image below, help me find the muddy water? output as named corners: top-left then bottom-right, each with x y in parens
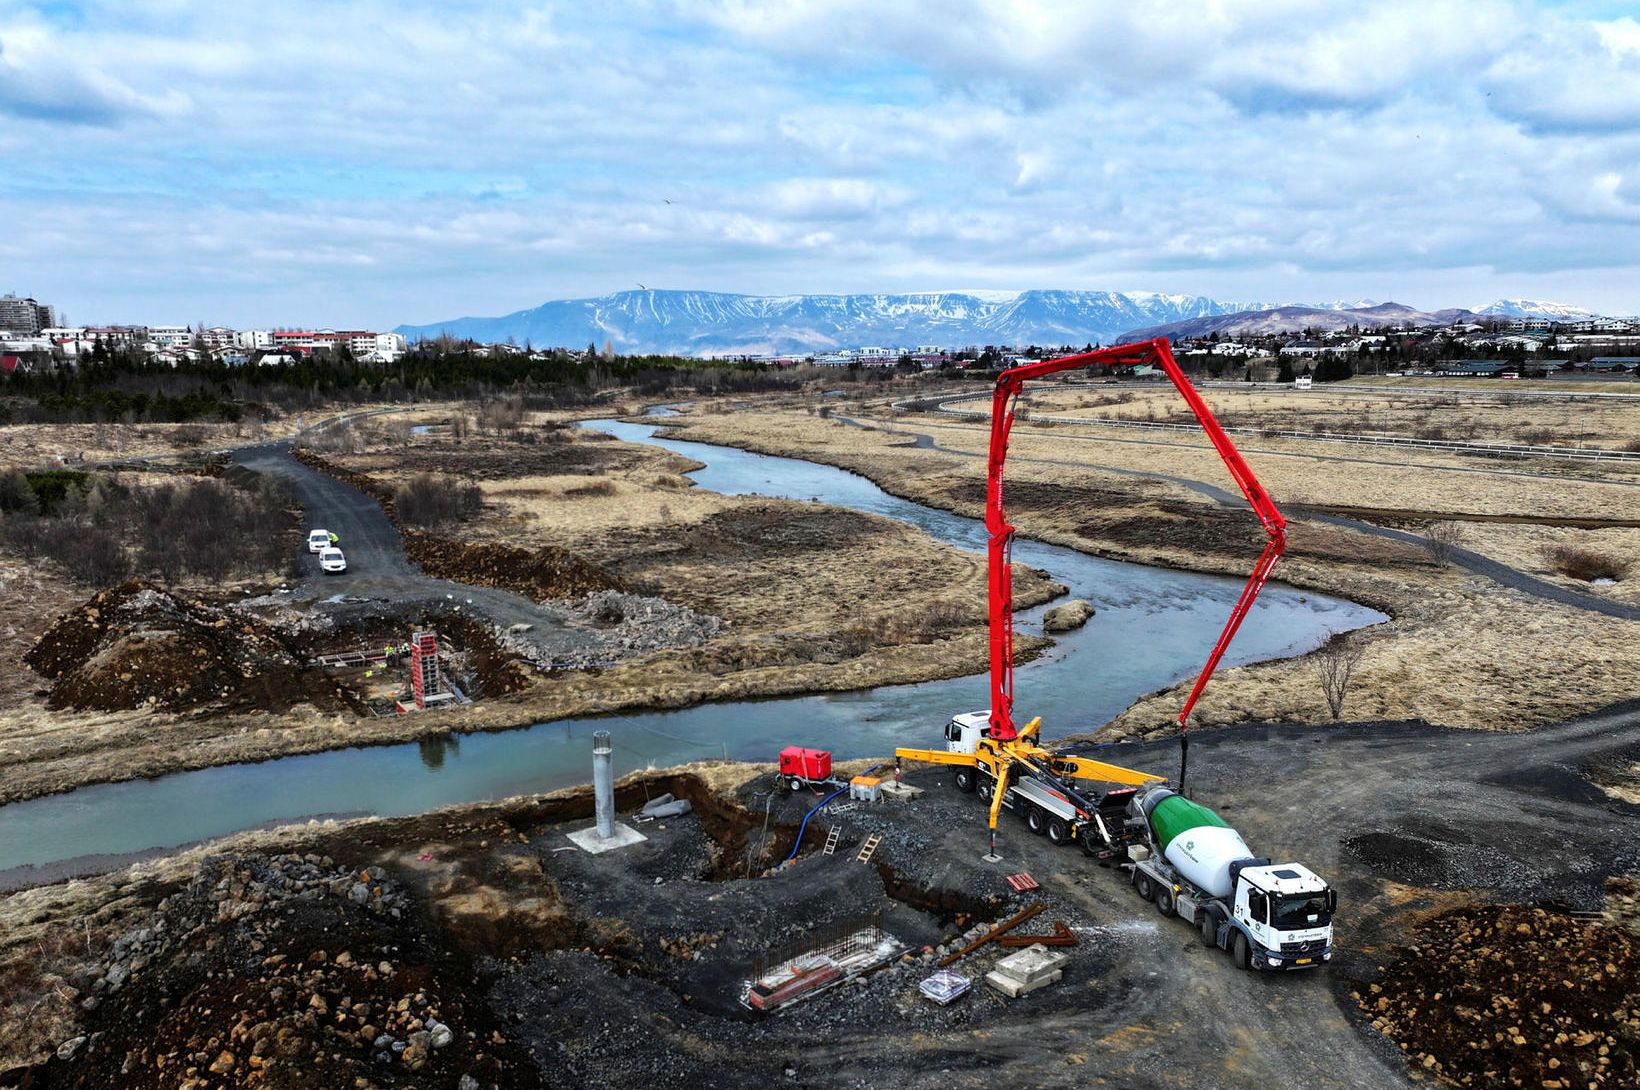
top-left (0, 421), bottom-right (1383, 877)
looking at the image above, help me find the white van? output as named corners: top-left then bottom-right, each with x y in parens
top-left (307, 529), bottom-right (333, 553)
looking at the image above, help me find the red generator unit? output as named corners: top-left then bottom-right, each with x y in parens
top-left (779, 747), bottom-right (832, 790)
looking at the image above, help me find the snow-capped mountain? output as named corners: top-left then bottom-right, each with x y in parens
top-left (396, 289), bottom-right (1264, 356)
top-left (1116, 302), bottom-right (1480, 344)
top-left (397, 290), bottom-right (1609, 355)
top-left (1472, 299), bottom-right (1599, 321)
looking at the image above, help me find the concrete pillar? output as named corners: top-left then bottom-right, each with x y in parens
top-left (593, 730), bottom-right (613, 839)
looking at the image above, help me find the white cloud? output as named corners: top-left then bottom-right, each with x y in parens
top-left (1, 0), bottom-right (1638, 324)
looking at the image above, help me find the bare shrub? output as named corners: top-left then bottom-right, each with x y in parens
top-left (652, 474), bottom-right (687, 490)
top-left (1546, 545), bottom-right (1630, 582)
top-left (1315, 633), bottom-right (1365, 720)
top-left (1423, 521), bottom-right (1465, 566)
top-left (0, 514), bottom-right (49, 558)
top-left (478, 396), bottom-right (525, 435)
top-left (50, 523), bottom-right (132, 585)
top-left (0, 469), bottom-right (36, 513)
top-left (563, 479), bottom-right (617, 498)
top-left (395, 473), bottom-right (483, 528)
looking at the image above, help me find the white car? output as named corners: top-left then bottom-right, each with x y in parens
top-left (307, 529), bottom-right (333, 553)
top-left (318, 547), bottom-right (347, 574)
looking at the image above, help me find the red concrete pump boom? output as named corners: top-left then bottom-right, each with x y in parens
top-left (986, 339), bottom-right (1287, 780)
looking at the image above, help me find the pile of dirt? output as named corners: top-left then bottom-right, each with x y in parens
top-left (1360, 903), bottom-right (1639, 1089)
top-left (32, 852), bottom-right (540, 1090)
top-left (406, 535), bottom-right (626, 602)
top-left (25, 582), bottom-right (351, 714)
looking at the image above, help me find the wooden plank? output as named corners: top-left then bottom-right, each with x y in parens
top-left (938, 901), bottom-right (1046, 968)
top-left (997, 920), bottom-right (1078, 948)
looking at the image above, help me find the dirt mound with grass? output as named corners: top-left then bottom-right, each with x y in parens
top-left (405, 535), bottom-right (626, 602)
top-left (25, 582), bottom-right (350, 714)
top-left (1359, 902), bottom-right (1639, 1089)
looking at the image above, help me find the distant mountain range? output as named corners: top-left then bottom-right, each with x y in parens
top-left (396, 290), bottom-right (1603, 356)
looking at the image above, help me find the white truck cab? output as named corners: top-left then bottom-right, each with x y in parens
top-left (944, 711), bottom-right (989, 754)
top-left (1230, 863), bottom-right (1335, 970)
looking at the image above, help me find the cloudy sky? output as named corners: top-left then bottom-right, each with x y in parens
top-left (3, 0), bottom-right (1639, 328)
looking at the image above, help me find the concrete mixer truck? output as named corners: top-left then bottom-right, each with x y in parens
top-left (1127, 785), bottom-right (1335, 970)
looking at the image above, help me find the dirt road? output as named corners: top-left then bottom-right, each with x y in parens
top-left (233, 440), bottom-right (598, 649)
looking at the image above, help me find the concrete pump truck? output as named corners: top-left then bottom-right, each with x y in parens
top-left (894, 339), bottom-right (1337, 971)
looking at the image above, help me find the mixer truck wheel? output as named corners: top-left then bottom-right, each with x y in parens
top-left (1154, 886), bottom-right (1175, 918)
top-left (1200, 910), bottom-right (1220, 947)
top-left (1232, 932), bottom-right (1251, 970)
top-left (953, 768), bottom-right (976, 793)
top-left (1026, 806), bottom-right (1046, 835)
top-left (1133, 873), bottom-right (1155, 902)
top-left (1046, 817), bottom-right (1070, 845)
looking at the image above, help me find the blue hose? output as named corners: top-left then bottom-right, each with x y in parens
top-left (782, 786), bottom-right (850, 864)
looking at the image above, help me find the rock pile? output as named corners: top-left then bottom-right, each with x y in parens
top-left (48, 852), bottom-right (516, 1089)
top-left (1360, 903), bottom-right (1638, 1089)
top-left (567, 591), bottom-right (723, 657)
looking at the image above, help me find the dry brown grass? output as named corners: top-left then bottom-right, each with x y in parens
top-left (1025, 382), bottom-right (1640, 450)
top-left (664, 404), bottom-right (1640, 736)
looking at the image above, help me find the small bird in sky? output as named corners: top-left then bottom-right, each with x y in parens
top-left (663, 199), bottom-right (674, 204)
top-left (637, 283), bottom-right (647, 290)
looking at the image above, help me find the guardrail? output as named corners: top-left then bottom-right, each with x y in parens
top-left (894, 393), bottom-right (1640, 463)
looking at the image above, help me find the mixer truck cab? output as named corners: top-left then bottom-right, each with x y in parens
top-left (1127, 786), bottom-right (1336, 971)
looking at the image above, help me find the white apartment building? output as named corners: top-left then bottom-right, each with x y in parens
top-left (235, 330), bottom-right (275, 350)
top-left (148, 325), bottom-right (192, 348)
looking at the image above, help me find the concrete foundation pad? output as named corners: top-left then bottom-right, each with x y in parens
top-left (566, 823), bottom-right (647, 855)
top-left (984, 968), bottom-right (1062, 998)
top-left (879, 781), bottom-right (924, 800)
top-left (993, 943), bottom-right (1071, 986)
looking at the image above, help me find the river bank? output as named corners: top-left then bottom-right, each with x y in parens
top-left (656, 401), bottom-right (1640, 737)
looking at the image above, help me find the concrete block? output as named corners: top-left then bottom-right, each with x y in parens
top-left (984, 968), bottom-right (1062, 998)
top-left (992, 943), bottom-right (1070, 986)
top-left (878, 781), bottom-right (924, 800)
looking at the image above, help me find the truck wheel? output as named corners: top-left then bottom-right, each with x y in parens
top-left (1134, 873), bottom-right (1155, 902)
top-left (1154, 886), bottom-right (1175, 918)
top-left (1232, 932), bottom-right (1251, 970)
top-left (1046, 817), bottom-right (1070, 845)
top-left (1026, 806), bottom-right (1046, 835)
top-left (1199, 911), bottom-right (1219, 948)
top-left (977, 777), bottom-right (993, 802)
top-left (953, 768), bottom-right (976, 793)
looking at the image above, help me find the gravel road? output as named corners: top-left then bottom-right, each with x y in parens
top-left (232, 440), bottom-right (599, 652)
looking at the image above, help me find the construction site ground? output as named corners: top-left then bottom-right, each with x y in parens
top-left (3, 701), bottom-right (1637, 1089)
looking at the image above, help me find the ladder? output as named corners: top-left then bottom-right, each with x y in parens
top-left (855, 833), bottom-right (882, 864)
top-left (822, 825), bottom-right (843, 856)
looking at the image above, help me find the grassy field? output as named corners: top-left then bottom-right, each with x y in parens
top-left (1021, 382), bottom-right (1640, 449)
top-left (663, 395), bottom-right (1640, 736)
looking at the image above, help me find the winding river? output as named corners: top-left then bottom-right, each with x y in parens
top-left (0, 420), bottom-right (1384, 880)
